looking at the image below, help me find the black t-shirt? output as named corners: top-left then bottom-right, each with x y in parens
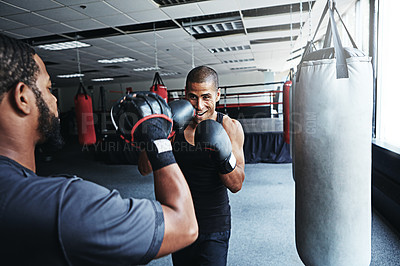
top-left (172, 113), bottom-right (231, 234)
top-left (0, 155), bottom-right (164, 265)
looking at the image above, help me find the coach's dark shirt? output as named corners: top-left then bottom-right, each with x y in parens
top-left (0, 155), bottom-right (164, 265)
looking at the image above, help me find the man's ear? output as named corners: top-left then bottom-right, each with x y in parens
top-left (13, 82), bottom-right (34, 115)
top-left (216, 88), bottom-right (221, 102)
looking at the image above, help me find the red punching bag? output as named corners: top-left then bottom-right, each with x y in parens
top-left (283, 80), bottom-right (292, 144)
top-left (150, 72), bottom-right (168, 102)
top-left (74, 82), bottom-right (96, 145)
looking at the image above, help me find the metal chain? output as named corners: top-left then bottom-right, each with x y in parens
top-left (308, 0), bottom-right (312, 41)
top-left (75, 35), bottom-right (83, 84)
top-left (153, 23), bottom-right (158, 69)
top-left (191, 18), bottom-right (195, 68)
top-left (290, 4), bottom-right (293, 50)
top-left (299, 0), bottom-right (303, 44)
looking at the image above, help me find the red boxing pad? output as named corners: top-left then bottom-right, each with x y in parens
top-left (74, 92), bottom-right (96, 145)
top-left (150, 72), bottom-right (168, 102)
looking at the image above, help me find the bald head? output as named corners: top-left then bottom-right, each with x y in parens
top-left (186, 66), bottom-right (219, 91)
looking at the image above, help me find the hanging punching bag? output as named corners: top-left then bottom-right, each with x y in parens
top-left (293, 2), bottom-right (372, 266)
top-left (283, 80), bottom-right (292, 144)
top-left (74, 82), bottom-right (96, 145)
top-left (150, 72), bottom-right (168, 102)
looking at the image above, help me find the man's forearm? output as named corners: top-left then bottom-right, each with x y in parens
top-left (220, 164), bottom-right (245, 193)
top-left (153, 164), bottom-right (198, 257)
top-left (138, 151), bottom-right (152, 176)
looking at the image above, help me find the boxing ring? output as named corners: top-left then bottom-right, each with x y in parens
top-left (167, 81), bottom-right (292, 164)
top-left (95, 81), bottom-right (292, 164)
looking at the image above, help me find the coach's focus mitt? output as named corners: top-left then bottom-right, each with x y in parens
top-left (111, 91), bottom-right (175, 171)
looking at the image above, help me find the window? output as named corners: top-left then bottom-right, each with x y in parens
top-left (376, 0), bottom-right (400, 148)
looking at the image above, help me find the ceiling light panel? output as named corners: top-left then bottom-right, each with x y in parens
top-left (250, 37), bottom-right (295, 45)
top-left (223, 58), bottom-right (255, 64)
top-left (187, 21), bottom-right (243, 34)
top-left (208, 45), bottom-right (251, 54)
top-left (230, 66), bottom-right (257, 71)
top-left (242, 1), bottom-right (315, 18)
top-left (159, 72), bottom-right (180, 76)
top-left (38, 41), bottom-right (91, 51)
top-left (179, 12), bottom-right (245, 39)
top-left (92, 78), bottom-right (114, 82)
top-left (97, 57), bottom-right (137, 64)
top-left (153, 0), bottom-right (210, 7)
top-left (247, 30), bottom-right (300, 41)
top-left (247, 23), bottom-right (301, 33)
top-left (133, 66), bottom-right (161, 72)
top-left (57, 73), bottom-right (85, 78)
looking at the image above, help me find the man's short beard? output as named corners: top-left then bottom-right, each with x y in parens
top-left (31, 86), bottom-right (64, 150)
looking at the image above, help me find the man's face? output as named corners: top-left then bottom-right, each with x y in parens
top-left (32, 55), bottom-right (63, 149)
top-left (186, 81), bottom-right (220, 124)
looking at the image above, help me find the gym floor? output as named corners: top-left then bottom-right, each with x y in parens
top-left (36, 141), bottom-right (400, 266)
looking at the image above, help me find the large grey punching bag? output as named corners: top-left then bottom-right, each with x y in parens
top-left (293, 2), bottom-right (372, 266)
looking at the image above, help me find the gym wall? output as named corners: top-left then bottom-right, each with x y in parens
top-left (56, 70), bottom-right (277, 113)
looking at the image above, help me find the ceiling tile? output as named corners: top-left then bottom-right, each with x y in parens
top-left (2, 30), bottom-right (28, 38)
top-left (103, 34), bottom-right (139, 44)
top-left (131, 53), bottom-right (154, 63)
top-left (128, 9), bottom-right (170, 23)
top-left (0, 2), bottom-right (26, 16)
top-left (94, 14), bottom-right (137, 26)
top-left (161, 3), bottom-right (204, 19)
top-left (54, 0), bottom-right (102, 5)
top-left (88, 41), bottom-right (120, 51)
top-left (84, 38), bottom-right (114, 46)
top-left (216, 53), bottom-right (253, 61)
top-left (121, 40), bottom-right (148, 50)
top-left (251, 42), bottom-right (292, 53)
top-left (4, 12), bottom-right (55, 26)
top-left (35, 23), bottom-right (76, 34)
top-left (248, 30), bottom-right (299, 40)
top-left (7, 27), bottom-right (51, 38)
top-left (3, 0), bottom-right (63, 11)
top-left (155, 28), bottom-right (189, 40)
top-left (1, 0), bottom-right (326, 87)
top-left (197, 0), bottom-right (240, 15)
top-left (237, 0), bottom-right (301, 10)
top-left (36, 7), bottom-right (89, 22)
top-left (91, 48), bottom-right (117, 56)
top-left (69, 1), bottom-right (121, 17)
top-left (63, 18), bottom-right (105, 31)
top-left (81, 45), bottom-right (106, 54)
top-left (131, 31), bottom-right (159, 43)
top-left (222, 34), bottom-right (249, 46)
top-left (243, 13), bottom-right (308, 28)
top-left (134, 43), bottom-right (156, 54)
top-left (197, 37), bottom-right (226, 48)
top-left (0, 17), bottom-right (27, 30)
top-left (106, 0), bottom-right (157, 13)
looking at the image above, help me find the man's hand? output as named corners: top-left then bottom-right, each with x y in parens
top-left (111, 92), bottom-right (198, 257)
top-left (111, 91), bottom-right (174, 171)
top-left (138, 99), bottom-right (194, 176)
top-left (194, 119), bottom-right (236, 174)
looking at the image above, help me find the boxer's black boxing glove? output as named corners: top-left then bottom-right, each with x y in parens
top-left (195, 119), bottom-right (236, 174)
top-left (111, 91), bottom-right (175, 171)
top-left (169, 99), bottom-right (195, 132)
